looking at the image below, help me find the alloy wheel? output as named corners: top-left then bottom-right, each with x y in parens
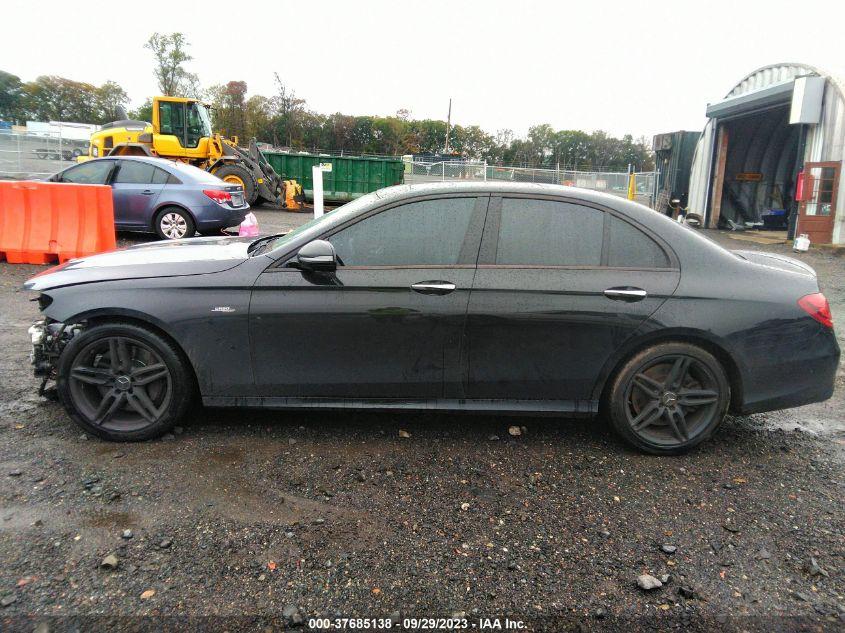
top-left (160, 212), bottom-right (188, 239)
top-left (624, 354), bottom-right (721, 447)
top-left (67, 336), bottom-right (172, 432)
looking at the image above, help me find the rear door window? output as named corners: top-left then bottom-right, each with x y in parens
top-left (607, 215), bottom-right (670, 268)
top-left (113, 161), bottom-right (157, 184)
top-left (151, 167), bottom-right (172, 184)
top-left (496, 198), bottom-right (604, 266)
top-left (328, 197), bottom-right (479, 266)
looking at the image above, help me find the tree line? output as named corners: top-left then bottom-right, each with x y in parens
top-left (0, 33), bottom-right (654, 170)
top-left (0, 71), bottom-right (129, 126)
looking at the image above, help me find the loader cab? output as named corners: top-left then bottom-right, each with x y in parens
top-left (152, 97), bottom-right (213, 159)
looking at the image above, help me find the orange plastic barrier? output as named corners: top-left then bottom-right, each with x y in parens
top-left (0, 181), bottom-right (116, 264)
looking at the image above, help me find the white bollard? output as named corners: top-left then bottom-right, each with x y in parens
top-left (312, 165), bottom-right (324, 218)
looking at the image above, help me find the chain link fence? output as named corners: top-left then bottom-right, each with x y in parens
top-left (0, 132), bottom-right (659, 208)
top-left (405, 160), bottom-right (658, 207)
top-left (0, 132), bottom-right (89, 180)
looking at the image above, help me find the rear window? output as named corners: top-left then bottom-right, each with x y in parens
top-left (113, 161), bottom-right (157, 184)
top-left (607, 216), bottom-right (670, 268)
top-left (152, 167), bottom-right (173, 184)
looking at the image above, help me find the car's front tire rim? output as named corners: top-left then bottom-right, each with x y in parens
top-left (160, 212), bottom-right (188, 239)
top-left (67, 336), bottom-right (172, 432)
top-left (624, 354), bottom-right (721, 447)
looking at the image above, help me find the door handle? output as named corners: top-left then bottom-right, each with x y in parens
top-left (411, 281), bottom-right (456, 295)
top-left (141, 190), bottom-right (155, 195)
top-left (604, 287), bottom-right (648, 301)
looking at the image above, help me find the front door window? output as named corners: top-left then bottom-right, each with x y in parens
top-left (59, 160), bottom-right (114, 184)
top-left (328, 197), bottom-right (479, 266)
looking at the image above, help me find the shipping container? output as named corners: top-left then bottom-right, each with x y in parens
top-left (652, 130), bottom-right (700, 213)
top-left (264, 152), bottom-right (405, 203)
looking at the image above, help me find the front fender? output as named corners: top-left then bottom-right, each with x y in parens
top-left (38, 271), bottom-right (257, 398)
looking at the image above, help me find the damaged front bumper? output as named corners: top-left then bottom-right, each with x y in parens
top-left (28, 318), bottom-right (82, 395)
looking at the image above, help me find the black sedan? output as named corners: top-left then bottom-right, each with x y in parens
top-left (24, 183), bottom-right (839, 454)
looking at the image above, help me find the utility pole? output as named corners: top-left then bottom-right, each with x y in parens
top-left (444, 98), bottom-right (451, 154)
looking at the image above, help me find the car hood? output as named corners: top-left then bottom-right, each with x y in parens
top-left (732, 249), bottom-right (817, 277)
top-left (24, 235), bottom-right (255, 291)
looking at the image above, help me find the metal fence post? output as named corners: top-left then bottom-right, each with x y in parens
top-left (652, 168), bottom-right (660, 209)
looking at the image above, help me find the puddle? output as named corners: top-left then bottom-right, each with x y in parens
top-left (760, 401), bottom-right (845, 437)
top-left (205, 445), bottom-right (246, 465)
top-left (0, 505), bottom-right (44, 530)
top-left (83, 509), bottom-right (140, 529)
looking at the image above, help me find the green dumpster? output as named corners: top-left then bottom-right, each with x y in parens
top-left (264, 152), bottom-right (405, 203)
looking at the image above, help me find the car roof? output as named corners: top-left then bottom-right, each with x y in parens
top-left (346, 181), bottom-right (740, 265)
top-left (82, 156), bottom-right (222, 183)
top-left (376, 181), bottom-right (631, 206)
top-left (94, 156), bottom-right (177, 167)
top-left (265, 179), bottom-right (741, 269)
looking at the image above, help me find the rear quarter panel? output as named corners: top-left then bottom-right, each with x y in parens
top-left (643, 255), bottom-right (835, 412)
top-left (597, 203), bottom-right (836, 412)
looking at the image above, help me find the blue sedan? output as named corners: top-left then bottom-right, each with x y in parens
top-left (48, 157), bottom-right (250, 240)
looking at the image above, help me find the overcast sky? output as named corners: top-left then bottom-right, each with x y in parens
top-left (3, 0), bottom-right (843, 139)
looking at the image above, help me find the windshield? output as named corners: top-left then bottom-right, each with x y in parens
top-left (192, 102), bottom-right (213, 137)
top-left (255, 192), bottom-right (383, 256)
top-left (253, 214), bottom-right (331, 256)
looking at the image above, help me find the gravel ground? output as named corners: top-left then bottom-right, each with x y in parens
top-left (0, 216), bottom-right (843, 632)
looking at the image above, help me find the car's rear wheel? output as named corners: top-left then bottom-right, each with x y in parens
top-left (154, 206), bottom-right (195, 240)
top-left (57, 323), bottom-right (194, 441)
top-left (607, 342), bottom-right (730, 455)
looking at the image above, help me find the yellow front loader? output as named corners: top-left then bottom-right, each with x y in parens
top-left (85, 96), bottom-right (292, 206)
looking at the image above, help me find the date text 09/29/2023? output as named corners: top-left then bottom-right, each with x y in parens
top-left (306, 617), bottom-right (526, 630)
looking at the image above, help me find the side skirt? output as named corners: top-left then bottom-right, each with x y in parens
top-left (202, 396), bottom-right (598, 417)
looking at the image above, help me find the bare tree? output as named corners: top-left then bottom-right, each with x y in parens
top-left (272, 72), bottom-right (306, 147)
top-left (145, 33), bottom-right (198, 96)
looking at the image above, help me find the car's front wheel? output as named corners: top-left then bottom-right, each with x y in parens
top-left (607, 342), bottom-right (730, 455)
top-left (56, 323), bottom-right (194, 441)
top-left (154, 207), bottom-right (195, 240)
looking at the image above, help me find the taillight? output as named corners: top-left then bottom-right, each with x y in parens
top-left (798, 293), bottom-right (834, 328)
top-left (203, 189), bottom-right (232, 204)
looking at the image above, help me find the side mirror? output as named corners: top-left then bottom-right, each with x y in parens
top-left (296, 239), bottom-right (337, 272)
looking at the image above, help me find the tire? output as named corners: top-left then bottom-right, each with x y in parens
top-left (154, 206), bottom-right (195, 240)
top-left (214, 163), bottom-right (256, 205)
top-left (56, 323), bottom-right (195, 441)
top-left (606, 342), bottom-right (730, 455)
